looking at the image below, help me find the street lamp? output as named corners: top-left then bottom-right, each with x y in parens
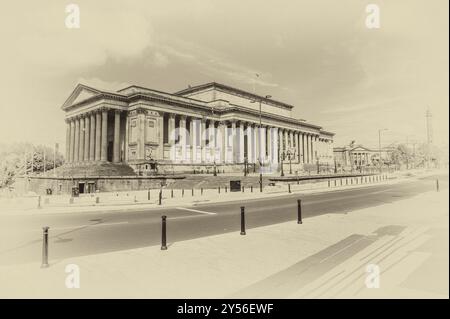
top-left (243, 157), bottom-right (248, 176)
top-left (378, 129), bottom-right (388, 172)
top-left (287, 150), bottom-right (293, 175)
top-left (251, 94), bottom-right (272, 193)
top-left (280, 151), bottom-right (285, 177)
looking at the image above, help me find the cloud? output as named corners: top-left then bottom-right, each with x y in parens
top-left (76, 77), bottom-right (132, 92)
top-left (2, 1), bottom-right (155, 77)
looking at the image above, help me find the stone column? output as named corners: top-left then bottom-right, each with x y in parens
top-left (305, 134), bottom-right (309, 163)
top-left (79, 117), bottom-right (85, 163)
top-left (113, 110), bottom-right (121, 163)
top-left (179, 115), bottom-right (187, 162)
top-left (69, 119), bottom-right (75, 163)
top-left (260, 126), bottom-right (266, 163)
top-left (272, 127), bottom-right (278, 164)
top-left (89, 113), bottom-right (96, 161)
top-left (230, 121), bottom-right (236, 163)
top-left (284, 130), bottom-right (289, 155)
top-left (201, 118), bottom-right (206, 163)
top-left (84, 115), bottom-right (90, 162)
top-left (158, 114), bottom-right (164, 160)
top-left (189, 118), bottom-right (195, 163)
top-left (168, 114), bottom-right (175, 161)
top-left (124, 116), bottom-right (129, 162)
top-left (246, 124), bottom-right (253, 163)
top-left (100, 109), bottom-right (108, 162)
top-left (219, 122), bottom-right (226, 163)
top-left (302, 133), bottom-right (306, 163)
top-left (278, 129), bottom-right (283, 161)
top-left (237, 121), bottom-right (244, 163)
top-left (65, 120), bottom-right (70, 162)
top-left (255, 124), bottom-right (261, 163)
top-left (266, 126), bottom-right (272, 163)
top-left (289, 131), bottom-right (293, 151)
top-left (209, 120), bottom-right (216, 163)
top-left (74, 118), bottom-right (80, 163)
top-left (95, 111), bottom-right (102, 161)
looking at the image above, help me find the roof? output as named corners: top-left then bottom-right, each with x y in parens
top-left (61, 83), bottom-right (334, 136)
top-left (174, 82), bottom-right (294, 110)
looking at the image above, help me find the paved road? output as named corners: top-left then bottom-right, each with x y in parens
top-left (0, 173), bottom-right (447, 265)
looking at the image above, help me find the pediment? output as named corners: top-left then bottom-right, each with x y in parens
top-left (61, 84), bottom-right (103, 109)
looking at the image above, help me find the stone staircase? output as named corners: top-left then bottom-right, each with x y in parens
top-left (49, 163), bottom-right (137, 177)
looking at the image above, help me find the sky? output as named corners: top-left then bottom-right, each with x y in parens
top-left (0, 0), bottom-right (448, 151)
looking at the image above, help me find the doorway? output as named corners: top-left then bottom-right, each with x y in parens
top-left (78, 182), bottom-right (85, 194)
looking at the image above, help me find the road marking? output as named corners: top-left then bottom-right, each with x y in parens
top-left (28, 221), bottom-right (129, 232)
top-left (175, 207), bottom-right (216, 215)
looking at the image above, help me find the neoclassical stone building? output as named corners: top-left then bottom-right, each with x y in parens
top-left (62, 82), bottom-right (334, 174)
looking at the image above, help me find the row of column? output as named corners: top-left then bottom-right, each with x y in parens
top-left (351, 152), bottom-right (370, 166)
top-left (65, 109), bottom-right (122, 164)
top-left (165, 114), bottom-right (332, 165)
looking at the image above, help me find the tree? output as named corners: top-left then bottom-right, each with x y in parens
top-left (0, 143), bottom-right (64, 189)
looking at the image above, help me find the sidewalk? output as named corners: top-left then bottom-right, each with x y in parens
top-left (0, 173), bottom-right (398, 215)
top-left (0, 186), bottom-right (447, 298)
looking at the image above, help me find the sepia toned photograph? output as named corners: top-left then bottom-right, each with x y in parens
top-left (0, 0), bottom-right (448, 308)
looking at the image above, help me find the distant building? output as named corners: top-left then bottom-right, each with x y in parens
top-left (333, 143), bottom-right (393, 169)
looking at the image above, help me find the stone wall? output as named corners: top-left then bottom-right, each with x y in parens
top-left (15, 176), bottom-right (185, 195)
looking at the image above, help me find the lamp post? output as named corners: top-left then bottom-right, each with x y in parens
top-left (280, 151), bottom-right (285, 177)
top-left (251, 94), bottom-right (272, 193)
top-left (287, 150), bottom-right (292, 175)
top-left (244, 157), bottom-right (248, 176)
top-left (378, 129), bottom-right (388, 172)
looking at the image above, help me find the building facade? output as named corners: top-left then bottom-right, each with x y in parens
top-left (62, 82), bottom-right (334, 173)
top-left (333, 143), bottom-right (392, 169)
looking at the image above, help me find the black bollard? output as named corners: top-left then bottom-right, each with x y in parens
top-left (41, 226), bottom-right (49, 268)
top-left (182, 189), bottom-right (184, 197)
top-left (225, 186), bottom-right (227, 193)
top-left (288, 184), bottom-right (291, 193)
top-left (297, 199), bottom-right (303, 224)
top-left (158, 190), bottom-right (162, 205)
top-left (240, 206), bottom-right (246, 235)
top-left (171, 189), bottom-right (174, 198)
top-left (242, 186), bottom-right (245, 192)
top-left (192, 188), bottom-right (194, 196)
top-left (328, 180), bottom-right (330, 187)
top-left (201, 188), bottom-right (203, 195)
top-left (259, 173), bottom-right (263, 193)
top-left (436, 179), bottom-right (440, 192)
top-left (161, 216), bottom-right (167, 250)
top-left (218, 186), bottom-right (221, 194)
top-left (147, 189), bottom-right (151, 201)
